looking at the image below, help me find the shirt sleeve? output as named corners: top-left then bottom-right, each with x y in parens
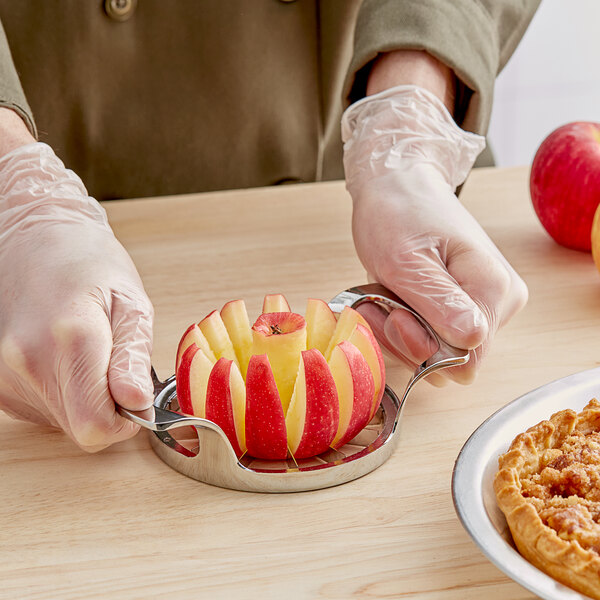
top-left (0, 18), bottom-right (36, 136)
top-left (344, 0), bottom-right (541, 134)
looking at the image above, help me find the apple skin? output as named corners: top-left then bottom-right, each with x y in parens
top-left (245, 354), bottom-right (288, 459)
top-left (205, 358), bottom-right (245, 456)
top-left (530, 121), bottom-right (600, 252)
top-left (176, 343), bottom-right (214, 417)
top-left (286, 349), bottom-right (339, 459)
top-left (347, 323), bottom-right (385, 420)
top-left (329, 341), bottom-right (374, 449)
top-left (592, 204), bottom-right (600, 271)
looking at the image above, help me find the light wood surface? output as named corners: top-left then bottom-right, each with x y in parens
top-left (2, 167), bottom-right (600, 599)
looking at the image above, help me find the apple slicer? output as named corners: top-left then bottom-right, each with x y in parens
top-left (118, 284), bottom-right (468, 493)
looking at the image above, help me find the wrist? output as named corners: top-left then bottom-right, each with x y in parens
top-left (342, 85), bottom-right (485, 192)
top-left (366, 50), bottom-right (456, 115)
top-left (0, 142), bottom-right (109, 229)
top-left (0, 107), bottom-right (36, 157)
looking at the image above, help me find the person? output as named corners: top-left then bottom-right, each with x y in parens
top-left (0, 0), bottom-right (538, 451)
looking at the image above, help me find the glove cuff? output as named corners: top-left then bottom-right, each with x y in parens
top-left (0, 142), bottom-right (109, 228)
top-left (342, 85), bottom-right (485, 191)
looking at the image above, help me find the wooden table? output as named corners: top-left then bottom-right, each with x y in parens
top-left (3, 167), bottom-right (600, 599)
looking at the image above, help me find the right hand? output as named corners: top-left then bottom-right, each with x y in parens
top-left (0, 142), bottom-right (155, 451)
top-left (342, 85), bottom-right (528, 384)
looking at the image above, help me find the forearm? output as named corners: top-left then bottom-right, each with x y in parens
top-left (366, 50), bottom-right (456, 115)
top-left (0, 107), bottom-right (35, 157)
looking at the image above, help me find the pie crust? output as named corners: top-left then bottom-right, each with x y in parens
top-left (494, 399), bottom-right (600, 599)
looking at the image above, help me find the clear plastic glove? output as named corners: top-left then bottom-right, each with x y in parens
top-left (342, 85), bottom-right (528, 384)
top-left (0, 142), bottom-right (154, 450)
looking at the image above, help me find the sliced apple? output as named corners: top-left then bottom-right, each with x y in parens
top-left (328, 341), bottom-right (374, 449)
top-left (198, 310), bottom-right (239, 367)
top-left (262, 293), bottom-right (291, 313)
top-left (305, 298), bottom-right (337, 355)
top-left (220, 299), bottom-right (253, 379)
top-left (347, 323), bottom-right (386, 420)
top-left (176, 343), bottom-right (214, 417)
top-left (286, 348), bottom-right (339, 459)
top-left (324, 306), bottom-right (371, 360)
top-left (176, 323), bottom-right (216, 371)
top-left (245, 354), bottom-right (288, 459)
top-left (251, 312), bottom-right (307, 414)
top-left (205, 358), bottom-right (246, 456)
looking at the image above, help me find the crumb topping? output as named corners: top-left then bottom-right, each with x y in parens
top-left (521, 430), bottom-right (600, 552)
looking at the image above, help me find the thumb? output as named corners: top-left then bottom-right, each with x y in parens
top-left (108, 291), bottom-right (154, 411)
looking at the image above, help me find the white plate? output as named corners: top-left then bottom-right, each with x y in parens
top-left (452, 367), bottom-right (600, 600)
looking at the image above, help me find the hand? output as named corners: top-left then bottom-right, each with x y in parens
top-left (0, 142), bottom-right (154, 450)
top-left (342, 86), bottom-right (528, 383)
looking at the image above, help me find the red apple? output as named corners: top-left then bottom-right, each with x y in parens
top-left (175, 294), bottom-right (385, 460)
top-left (592, 204), bottom-right (600, 271)
top-left (328, 341), bottom-right (373, 449)
top-left (530, 121), bottom-right (600, 251)
top-left (205, 358), bottom-right (246, 456)
top-left (285, 349), bottom-right (339, 458)
top-left (245, 354), bottom-right (288, 459)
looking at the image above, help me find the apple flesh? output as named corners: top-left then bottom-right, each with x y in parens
top-left (530, 121), bottom-right (600, 252)
top-left (305, 298), bottom-right (337, 355)
top-left (220, 299), bottom-right (253, 378)
top-left (175, 294), bottom-right (385, 460)
top-left (251, 312), bottom-right (307, 414)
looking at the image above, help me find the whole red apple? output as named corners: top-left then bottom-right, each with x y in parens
top-left (530, 121), bottom-right (600, 251)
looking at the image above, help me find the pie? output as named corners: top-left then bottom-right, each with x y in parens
top-left (494, 399), bottom-right (600, 599)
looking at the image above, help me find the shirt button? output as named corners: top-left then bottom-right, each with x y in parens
top-left (104, 0), bottom-right (137, 22)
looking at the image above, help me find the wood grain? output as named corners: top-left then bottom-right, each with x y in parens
top-left (2, 167), bottom-right (599, 599)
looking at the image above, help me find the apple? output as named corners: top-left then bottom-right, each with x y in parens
top-left (220, 299), bottom-right (253, 378)
top-left (245, 353), bottom-right (288, 459)
top-left (305, 298), bottom-right (337, 355)
top-left (592, 204), bottom-right (600, 271)
top-left (176, 343), bottom-right (214, 417)
top-left (175, 323), bottom-right (216, 371)
top-left (328, 341), bottom-right (374, 449)
top-left (198, 310), bottom-right (239, 366)
top-left (205, 358), bottom-right (246, 457)
top-left (530, 121), bottom-right (600, 251)
top-left (251, 311), bottom-right (307, 414)
top-left (175, 294), bottom-right (385, 460)
top-left (285, 349), bottom-right (339, 458)
top-left (263, 293), bottom-right (291, 313)
top-left (347, 323), bottom-right (385, 421)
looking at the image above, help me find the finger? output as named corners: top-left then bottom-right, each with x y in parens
top-left (356, 302), bottom-right (448, 387)
top-left (383, 308), bottom-right (438, 365)
top-left (52, 310), bottom-right (141, 450)
top-left (108, 291), bottom-right (154, 411)
top-left (384, 244), bottom-right (489, 351)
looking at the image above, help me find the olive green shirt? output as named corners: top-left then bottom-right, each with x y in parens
top-left (0, 0), bottom-right (539, 200)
